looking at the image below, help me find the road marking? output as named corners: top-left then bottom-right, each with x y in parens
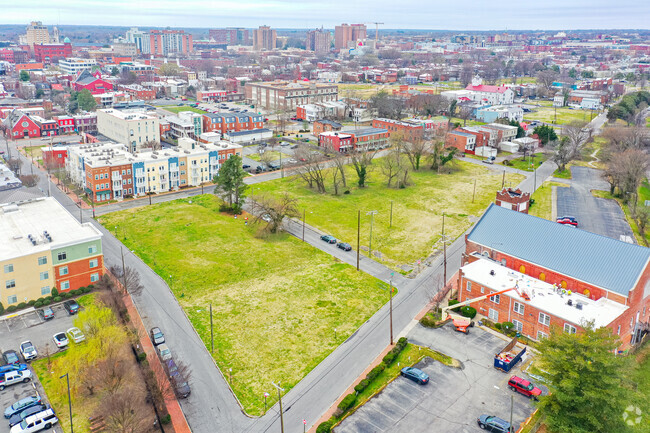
top-left (358, 409), bottom-right (390, 432)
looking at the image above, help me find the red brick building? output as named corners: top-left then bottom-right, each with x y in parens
top-left (32, 116), bottom-right (58, 137)
top-left (120, 84), bottom-right (155, 101)
top-left (42, 146), bottom-right (68, 168)
top-left (495, 188), bottom-right (530, 214)
top-left (313, 119), bottom-right (342, 136)
top-left (72, 70), bottom-right (114, 95)
top-left (202, 112), bottom-right (264, 134)
top-left (33, 42), bottom-right (72, 63)
top-left (459, 204), bottom-right (650, 351)
top-left (197, 90), bottom-right (227, 102)
top-left (372, 118), bottom-right (424, 139)
top-left (445, 130), bottom-right (476, 154)
top-left (319, 127), bottom-right (390, 152)
top-left (53, 115), bottom-right (75, 134)
top-left (3, 110), bottom-right (40, 139)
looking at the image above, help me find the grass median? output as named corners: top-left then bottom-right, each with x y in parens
top-left (99, 195), bottom-right (385, 415)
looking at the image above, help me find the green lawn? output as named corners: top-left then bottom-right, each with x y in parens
top-left (255, 160), bottom-right (523, 266)
top-left (629, 343), bottom-right (650, 433)
top-left (553, 168), bottom-right (572, 179)
top-left (450, 117), bottom-right (486, 127)
top-left (529, 181), bottom-right (569, 220)
top-left (524, 106), bottom-right (595, 125)
top-left (160, 106), bottom-right (208, 115)
top-left (248, 150), bottom-right (290, 162)
top-left (504, 153), bottom-right (549, 172)
top-left (99, 195), bottom-right (385, 415)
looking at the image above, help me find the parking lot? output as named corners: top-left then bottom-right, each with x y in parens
top-left (336, 324), bottom-right (538, 433)
top-left (1, 304), bottom-right (78, 433)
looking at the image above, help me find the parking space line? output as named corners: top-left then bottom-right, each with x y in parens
top-left (388, 386), bottom-right (419, 405)
top-left (358, 410), bottom-right (390, 432)
top-left (372, 400), bottom-right (404, 422)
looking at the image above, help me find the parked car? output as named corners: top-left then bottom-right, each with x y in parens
top-left (400, 367), bottom-right (429, 385)
top-left (19, 342), bottom-right (37, 361)
top-left (556, 216), bottom-right (578, 227)
top-left (150, 327), bottom-right (165, 346)
top-left (242, 164), bottom-right (251, 169)
top-left (8, 404), bottom-right (48, 427)
top-left (52, 333), bottom-right (69, 349)
top-left (482, 159), bottom-right (494, 164)
top-left (2, 350), bottom-right (20, 365)
top-left (0, 364), bottom-right (28, 375)
top-left (320, 235), bottom-right (337, 244)
top-left (0, 370), bottom-right (32, 391)
top-left (477, 414), bottom-right (514, 432)
top-left (164, 359), bottom-right (191, 399)
top-left (66, 327), bottom-right (85, 344)
top-left (337, 242), bottom-right (352, 251)
top-left (261, 214), bottom-right (272, 223)
top-left (4, 395), bottom-right (42, 419)
top-left (38, 308), bottom-right (54, 321)
top-left (63, 300), bottom-right (80, 315)
top-left (287, 159), bottom-right (297, 164)
top-left (156, 344), bottom-right (172, 361)
top-left (508, 376), bottom-right (542, 400)
top-left (10, 408), bottom-right (58, 433)
top-left (280, 142), bottom-right (291, 146)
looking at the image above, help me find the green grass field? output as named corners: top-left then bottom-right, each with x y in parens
top-left (504, 153), bottom-right (549, 172)
top-left (161, 106), bottom-right (208, 115)
top-left (255, 160), bottom-right (523, 266)
top-left (529, 181), bottom-right (569, 220)
top-left (247, 150), bottom-right (291, 162)
top-left (629, 344), bottom-right (650, 433)
top-left (524, 106), bottom-right (595, 125)
top-left (99, 195), bottom-right (385, 415)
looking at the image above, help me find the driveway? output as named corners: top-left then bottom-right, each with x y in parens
top-left (336, 325), bottom-right (538, 433)
top-left (556, 166), bottom-right (635, 243)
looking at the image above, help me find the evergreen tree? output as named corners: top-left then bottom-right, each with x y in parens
top-left (213, 155), bottom-right (248, 213)
top-left (77, 89), bottom-right (97, 112)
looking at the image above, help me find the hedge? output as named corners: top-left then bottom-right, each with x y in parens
top-left (354, 379), bottom-right (369, 393)
top-left (34, 301), bottom-right (43, 308)
top-left (0, 302), bottom-right (4, 315)
top-left (460, 306), bottom-right (477, 318)
top-left (337, 393), bottom-right (356, 412)
top-left (365, 362), bottom-right (386, 382)
top-left (6, 305), bottom-right (17, 313)
top-left (17, 302), bottom-right (27, 309)
top-left (448, 299), bottom-right (461, 312)
top-left (53, 296), bottom-right (63, 303)
top-left (383, 352), bottom-right (396, 365)
top-left (316, 420), bottom-right (334, 433)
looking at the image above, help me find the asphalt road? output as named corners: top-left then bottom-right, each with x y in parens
top-left (336, 325), bottom-right (538, 433)
top-left (556, 166), bottom-right (635, 243)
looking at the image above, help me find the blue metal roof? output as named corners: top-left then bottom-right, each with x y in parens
top-left (467, 204), bottom-right (650, 296)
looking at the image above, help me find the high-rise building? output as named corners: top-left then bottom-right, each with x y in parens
top-left (334, 23), bottom-right (366, 50)
top-left (125, 27), bottom-right (149, 54)
top-left (306, 29), bottom-right (331, 55)
top-left (25, 21), bottom-right (51, 49)
top-left (253, 26), bottom-right (277, 51)
top-left (147, 30), bottom-right (193, 55)
top-left (209, 28), bottom-right (250, 45)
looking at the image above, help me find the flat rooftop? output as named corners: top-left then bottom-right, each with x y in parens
top-left (461, 257), bottom-right (628, 328)
top-left (98, 109), bottom-right (156, 121)
top-left (0, 197), bottom-right (102, 261)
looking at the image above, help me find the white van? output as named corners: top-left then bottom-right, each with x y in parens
top-left (10, 408), bottom-right (58, 433)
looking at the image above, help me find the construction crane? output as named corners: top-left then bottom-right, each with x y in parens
top-left (367, 22), bottom-right (384, 46)
top-left (441, 284), bottom-right (529, 333)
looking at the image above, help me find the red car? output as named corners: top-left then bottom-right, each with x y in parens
top-left (556, 216), bottom-right (578, 227)
top-left (508, 376), bottom-right (542, 400)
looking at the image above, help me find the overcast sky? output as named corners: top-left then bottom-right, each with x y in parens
top-left (3, 0), bottom-right (649, 31)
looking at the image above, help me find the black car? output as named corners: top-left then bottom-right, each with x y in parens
top-left (164, 359), bottom-right (191, 399)
top-left (242, 164), bottom-right (251, 169)
top-left (337, 242), bottom-right (352, 251)
top-left (320, 235), bottom-right (337, 244)
top-left (150, 327), bottom-right (165, 346)
top-left (400, 367), bottom-right (429, 384)
top-left (63, 300), bottom-right (80, 315)
top-left (477, 415), bottom-right (514, 433)
top-left (8, 404), bottom-right (48, 427)
top-left (2, 350), bottom-right (20, 365)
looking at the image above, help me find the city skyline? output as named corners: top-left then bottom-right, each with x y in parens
top-left (2, 0), bottom-right (649, 31)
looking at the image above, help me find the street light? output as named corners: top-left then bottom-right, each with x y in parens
top-left (366, 210), bottom-right (378, 258)
top-left (271, 382), bottom-right (285, 433)
top-left (59, 372), bottom-right (73, 433)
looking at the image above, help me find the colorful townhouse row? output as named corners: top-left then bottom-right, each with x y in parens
top-left (2, 108), bottom-right (96, 139)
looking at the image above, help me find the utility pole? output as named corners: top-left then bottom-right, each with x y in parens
top-left (510, 395), bottom-right (514, 431)
top-left (210, 303), bottom-right (214, 353)
top-left (442, 212), bottom-right (448, 285)
top-left (302, 209), bottom-right (305, 242)
top-left (59, 373), bottom-right (73, 433)
top-left (272, 382), bottom-right (285, 433)
top-left (389, 274), bottom-right (394, 345)
top-left (389, 200), bottom-right (393, 228)
top-left (367, 210), bottom-right (377, 258)
top-left (502, 170), bottom-right (505, 189)
top-left (472, 179), bottom-right (477, 203)
top-left (356, 210), bottom-right (360, 271)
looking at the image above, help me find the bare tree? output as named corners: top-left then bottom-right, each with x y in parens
top-left (142, 140), bottom-right (161, 151)
top-left (459, 63), bottom-right (474, 88)
top-left (601, 126), bottom-right (650, 160)
top-left (602, 149), bottom-right (650, 201)
top-left (250, 192), bottom-right (300, 234)
top-left (350, 145), bottom-right (378, 187)
top-left (323, 143), bottom-right (348, 191)
top-left (381, 149), bottom-right (409, 188)
top-left (536, 70), bottom-right (558, 92)
top-left (259, 150), bottom-right (274, 168)
top-left (430, 141), bottom-right (457, 173)
top-left (400, 137), bottom-right (430, 171)
top-left (457, 106), bottom-right (474, 127)
top-left (99, 386), bottom-right (152, 433)
top-left (293, 147), bottom-right (328, 193)
top-left (109, 265), bottom-right (144, 297)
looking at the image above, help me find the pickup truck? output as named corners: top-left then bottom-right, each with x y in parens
top-left (0, 370), bottom-right (32, 390)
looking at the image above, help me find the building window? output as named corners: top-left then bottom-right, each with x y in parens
top-left (480, 286), bottom-right (485, 294)
top-left (5, 279), bottom-right (16, 289)
top-left (38, 256), bottom-right (47, 265)
top-left (89, 259), bottom-right (98, 268)
top-left (617, 325), bottom-right (621, 335)
top-left (512, 320), bottom-right (523, 332)
top-left (537, 331), bottom-right (548, 340)
top-left (539, 312), bottom-right (550, 326)
top-left (564, 323), bottom-right (577, 334)
top-left (59, 266), bottom-right (68, 276)
top-left (88, 245), bottom-right (97, 254)
top-left (41, 286), bottom-right (50, 296)
top-left (466, 281), bottom-right (472, 292)
top-left (7, 295), bottom-right (17, 305)
top-left (40, 271), bottom-right (49, 280)
top-left (513, 302), bottom-right (524, 315)
top-left (488, 308), bottom-right (499, 321)
top-left (519, 265), bottom-right (526, 274)
top-left (4, 264), bottom-right (14, 273)
top-left (90, 273), bottom-right (99, 282)
top-left (61, 281), bottom-right (70, 290)
top-left (489, 292), bottom-right (500, 304)
top-left (58, 251), bottom-right (67, 261)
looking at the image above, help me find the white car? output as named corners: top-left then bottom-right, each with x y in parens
top-left (66, 327), bottom-right (85, 344)
top-left (156, 344), bottom-right (172, 361)
top-left (52, 333), bottom-right (68, 349)
top-left (19, 341), bottom-right (37, 361)
top-left (10, 408), bottom-right (58, 433)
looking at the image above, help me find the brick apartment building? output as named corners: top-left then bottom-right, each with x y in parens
top-left (445, 130), bottom-right (476, 153)
top-left (313, 119), bottom-right (342, 136)
top-left (33, 41), bottom-right (72, 63)
top-left (372, 118), bottom-right (424, 139)
top-left (197, 90), bottom-right (228, 102)
top-left (459, 204), bottom-right (650, 351)
top-left (253, 26), bottom-right (277, 51)
top-left (209, 28), bottom-right (249, 45)
top-left (495, 188), bottom-right (530, 214)
top-left (334, 23), bottom-right (367, 49)
top-left (203, 112), bottom-right (265, 135)
top-left (246, 80), bottom-right (338, 110)
top-left (148, 30), bottom-right (193, 55)
top-left (119, 84), bottom-right (156, 101)
top-left (306, 29), bottom-right (331, 55)
top-left (319, 127), bottom-right (389, 152)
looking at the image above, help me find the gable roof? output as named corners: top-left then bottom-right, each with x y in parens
top-left (467, 204), bottom-right (650, 296)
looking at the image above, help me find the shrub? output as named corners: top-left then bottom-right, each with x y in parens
top-left (87, 284), bottom-right (94, 290)
top-left (420, 314), bottom-right (438, 328)
top-left (502, 322), bottom-right (514, 332)
top-left (354, 379), bottom-right (369, 393)
top-left (494, 322), bottom-right (502, 330)
top-left (69, 289), bottom-right (79, 296)
top-left (62, 292), bottom-right (72, 299)
top-left (448, 299), bottom-right (460, 312)
top-left (316, 420), bottom-right (334, 433)
top-left (0, 301), bottom-right (4, 315)
top-left (53, 296), bottom-right (63, 303)
top-left (366, 363), bottom-right (386, 382)
top-left (80, 286), bottom-right (91, 294)
top-left (337, 393), bottom-right (356, 412)
top-left (51, 288), bottom-right (58, 297)
top-left (460, 306), bottom-right (477, 318)
top-left (160, 414), bottom-right (171, 425)
top-left (41, 298), bottom-right (52, 306)
top-left (382, 352), bottom-right (395, 365)
top-left (137, 352), bottom-right (147, 362)
top-left (28, 299), bottom-right (37, 306)
top-left (17, 302), bottom-right (27, 309)
top-left (397, 337), bottom-right (408, 348)
top-left (34, 301), bottom-right (43, 308)
top-left (6, 305), bottom-right (17, 313)
top-left (390, 346), bottom-right (401, 357)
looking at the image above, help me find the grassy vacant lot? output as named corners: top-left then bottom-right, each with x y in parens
top-left (248, 150), bottom-right (291, 162)
top-left (504, 153), bottom-right (549, 172)
top-left (99, 195), bottom-right (385, 415)
top-left (161, 105), bottom-right (208, 115)
top-left (255, 160), bottom-right (523, 266)
top-left (529, 181), bottom-right (569, 220)
top-left (524, 106), bottom-right (594, 125)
